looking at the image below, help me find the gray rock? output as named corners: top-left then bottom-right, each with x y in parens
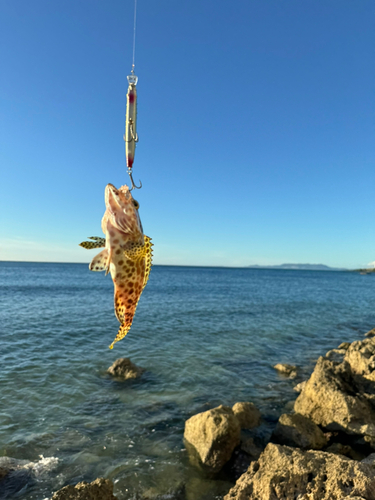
top-left (224, 443), bottom-right (375, 500)
top-left (232, 402), bottom-right (261, 429)
top-left (184, 405), bottom-right (241, 475)
top-left (272, 412), bottom-right (327, 450)
top-left (51, 478), bottom-right (117, 500)
top-left (107, 358), bottom-right (144, 380)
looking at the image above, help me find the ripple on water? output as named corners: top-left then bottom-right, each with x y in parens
top-left (1, 264), bottom-right (375, 499)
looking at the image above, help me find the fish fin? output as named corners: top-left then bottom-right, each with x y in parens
top-left (79, 236), bottom-right (106, 249)
top-left (105, 248), bottom-right (112, 276)
top-left (110, 289), bottom-right (136, 348)
top-left (109, 323), bottom-right (131, 349)
top-left (89, 249), bottom-right (109, 272)
top-left (142, 236), bottom-right (153, 290)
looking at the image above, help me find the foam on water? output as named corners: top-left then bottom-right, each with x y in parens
top-left (1, 262), bottom-right (375, 499)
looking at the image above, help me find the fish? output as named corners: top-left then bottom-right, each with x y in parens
top-left (79, 183), bottom-right (152, 349)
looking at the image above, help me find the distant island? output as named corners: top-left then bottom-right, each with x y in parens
top-left (248, 263), bottom-right (348, 271)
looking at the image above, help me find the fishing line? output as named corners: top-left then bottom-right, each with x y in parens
top-left (132, 0), bottom-right (137, 73)
top-left (124, 0), bottom-right (141, 189)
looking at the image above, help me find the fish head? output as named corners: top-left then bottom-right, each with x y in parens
top-left (102, 183), bottom-right (143, 236)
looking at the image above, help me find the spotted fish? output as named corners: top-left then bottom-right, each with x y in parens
top-left (79, 183), bottom-right (152, 349)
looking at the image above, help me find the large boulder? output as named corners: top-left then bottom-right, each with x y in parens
top-left (184, 405), bottom-right (241, 475)
top-left (232, 402), bottom-right (261, 429)
top-left (51, 478), bottom-right (117, 500)
top-left (224, 443), bottom-right (375, 500)
top-left (107, 358), bottom-right (144, 380)
top-left (272, 412), bottom-right (327, 450)
top-left (294, 354), bottom-right (375, 440)
top-left (345, 338), bottom-right (375, 381)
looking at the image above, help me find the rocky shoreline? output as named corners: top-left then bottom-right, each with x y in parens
top-left (183, 328), bottom-right (375, 499)
top-left (3, 331), bottom-right (375, 499)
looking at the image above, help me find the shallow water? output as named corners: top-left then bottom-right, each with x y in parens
top-left (1, 263), bottom-right (375, 499)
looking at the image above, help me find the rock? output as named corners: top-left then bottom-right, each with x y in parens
top-left (240, 438), bottom-right (262, 460)
top-left (273, 363), bottom-right (297, 376)
top-left (51, 478), bottom-right (117, 500)
top-left (362, 453), bottom-right (375, 466)
top-left (344, 338), bottom-right (375, 381)
top-left (365, 328), bottom-right (375, 338)
top-left (184, 405), bottom-right (241, 475)
top-left (325, 442), bottom-right (363, 460)
top-left (339, 342), bottom-right (351, 350)
top-left (232, 402), bottom-right (261, 429)
top-left (293, 380), bottom-right (307, 393)
top-left (294, 355), bottom-right (375, 440)
top-left (224, 443), bottom-right (375, 500)
top-left (325, 348), bottom-right (346, 363)
top-left (272, 412), bottom-right (327, 450)
top-left (107, 358), bottom-right (144, 380)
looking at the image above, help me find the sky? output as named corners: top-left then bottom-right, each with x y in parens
top-left (0, 0), bottom-right (374, 268)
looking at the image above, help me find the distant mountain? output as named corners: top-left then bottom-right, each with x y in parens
top-left (248, 263), bottom-right (348, 271)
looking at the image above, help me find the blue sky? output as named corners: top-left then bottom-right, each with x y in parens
top-left (1, 0), bottom-right (374, 268)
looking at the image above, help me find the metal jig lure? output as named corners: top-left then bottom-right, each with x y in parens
top-left (124, 70), bottom-right (141, 190)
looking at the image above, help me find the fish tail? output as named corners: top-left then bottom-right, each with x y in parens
top-left (109, 323), bottom-right (131, 349)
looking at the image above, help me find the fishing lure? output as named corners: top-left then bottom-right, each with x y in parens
top-left (124, 71), bottom-right (142, 190)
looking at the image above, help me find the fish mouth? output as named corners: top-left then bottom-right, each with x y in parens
top-left (105, 184), bottom-right (130, 214)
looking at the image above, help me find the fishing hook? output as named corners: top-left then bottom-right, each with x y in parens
top-left (128, 168), bottom-right (142, 190)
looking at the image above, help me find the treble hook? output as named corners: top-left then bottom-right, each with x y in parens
top-left (128, 168), bottom-right (142, 190)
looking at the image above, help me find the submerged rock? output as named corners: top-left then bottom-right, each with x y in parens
top-left (224, 443), bottom-right (375, 500)
top-left (272, 412), bottom-right (327, 450)
top-left (51, 478), bottom-right (117, 500)
top-left (232, 402), bottom-right (261, 429)
top-left (107, 358), bottom-right (144, 380)
top-left (184, 405), bottom-right (241, 475)
top-left (273, 363), bottom-right (297, 378)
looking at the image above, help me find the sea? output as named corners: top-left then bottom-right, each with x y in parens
top-left (1, 262), bottom-right (375, 500)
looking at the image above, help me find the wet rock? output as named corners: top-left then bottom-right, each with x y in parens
top-left (293, 380), bottom-right (307, 393)
top-left (240, 438), bottom-right (263, 461)
top-left (365, 328), bottom-right (375, 338)
top-left (185, 476), bottom-right (232, 500)
top-left (362, 453), bottom-right (375, 466)
top-left (51, 478), bottom-right (117, 500)
top-left (272, 412), bottom-right (327, 450)
top-left (339, 342), bottom-right (351, 350)
top-left (184, 405), bottom-right (241, 475)
top-left (107, 358), bottom-right (144, 380)
top-left (325, 442), bottom-right (363, 460)
top-left (325, 348), bottom-right (346, 363)
top-left (232, 402), bottom-right (261, 429)
top-left (273, 363), bottom-right (297, 377)
top-left (141, 482), bottom-right (185, 499)
top-left (224, 443), bottom-right (375, 500)
top-left (294, 355), bottom-right (375, 441)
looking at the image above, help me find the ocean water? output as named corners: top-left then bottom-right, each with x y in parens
top-left (1, 262), bottom-right (375, 499)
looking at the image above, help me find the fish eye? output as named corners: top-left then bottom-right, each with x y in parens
top-left (132, 200), bottom-right (140, 209)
